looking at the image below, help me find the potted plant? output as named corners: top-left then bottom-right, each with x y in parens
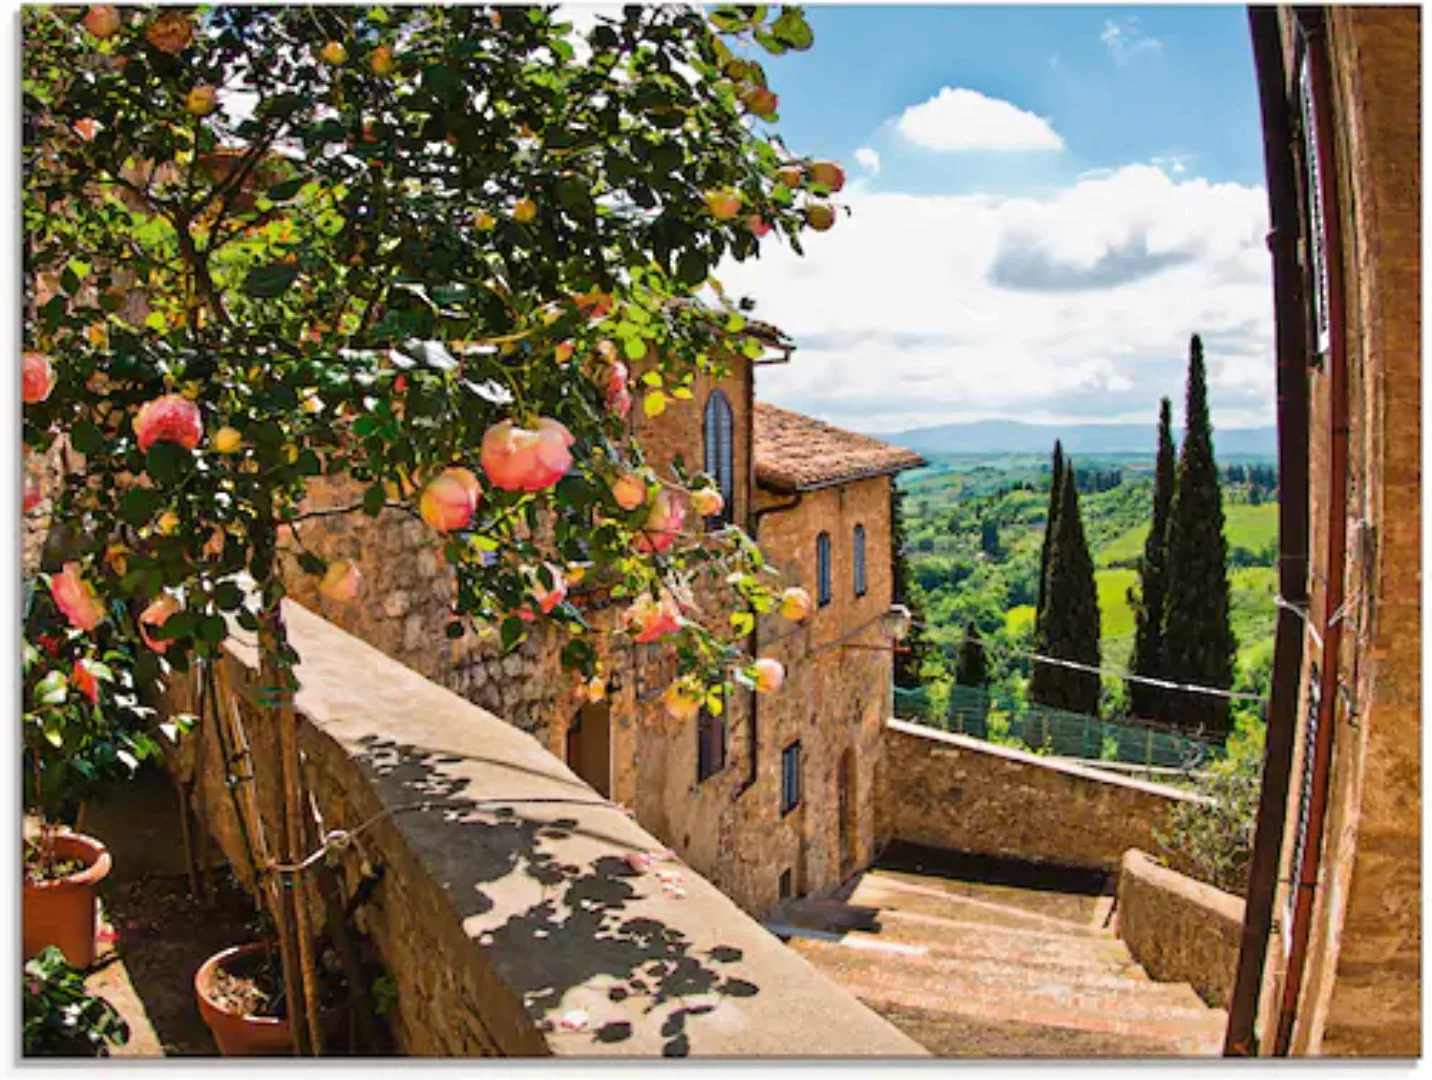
top-left (22, 580), bottom-right (170, 969)
top-left (23, 945), bottom-right (130, 1057)
top-left (194, 942), bottom-right (295, 1056)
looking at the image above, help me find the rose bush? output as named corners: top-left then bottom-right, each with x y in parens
top-left (22, 5), bottom-right (839, 830)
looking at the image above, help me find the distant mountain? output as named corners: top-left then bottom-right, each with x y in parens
top-left (881, 420), bottom-right (1277, 459)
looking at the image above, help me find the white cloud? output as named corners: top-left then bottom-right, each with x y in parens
top-left (1101, 18), bottom-right (1164, 63)
top-left (894, 87), bottom-right (1064, 153)
top-left (718, 165), bottom-right (1273, 433)
top-left (854, 147), bottom-right (881, 175)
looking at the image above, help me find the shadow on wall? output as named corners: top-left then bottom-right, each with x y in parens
top-left (352, 736), bottom-right (758, 1057)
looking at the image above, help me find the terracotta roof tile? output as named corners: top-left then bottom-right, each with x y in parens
top-left (753, 402), bottom-right (926, 493)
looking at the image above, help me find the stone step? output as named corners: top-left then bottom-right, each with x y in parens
top-left (849, 875), bottom-right (1106, 938)
top-left (790, 937), bottom-right (1225, 1051)
top-left (809, 927), bottom-right (1164, 994)
top-left (863, 867), bottom-right (1113, 931)
top-left (769, 914), bottom-right (1146, 983)
top-left (865, 1000), bottom-right (1215, 1059)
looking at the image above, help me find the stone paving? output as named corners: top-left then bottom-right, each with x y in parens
top-left (767, 842), bottom-right (1228, 1058)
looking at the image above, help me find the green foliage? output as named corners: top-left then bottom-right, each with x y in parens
top-left (1033, 440), bottom-right (1063, 636)
top-left (954, 621), bottom-right (987, 689)
top-left (1128, 397), bottom-right (1176, 720)
top-left (24, 947), bottom-right (130, 1057)
top-left (1155, 715), bottom-right (1266, 894)
top-left (891, 483), bottom-right (934, 689)
top-left (1028, 465), bottom-right (1100, 714)
top-left (1161, 335), bottom-right (1236, 738)
top-left (22, 4), bottom-right (832, 790)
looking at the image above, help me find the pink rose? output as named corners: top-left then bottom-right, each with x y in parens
top-left (23, 352), bottom-right (54, 404)
top-left (480, 418), bottom-right (574, 492)
top-left (611, 470), bottom-right (648, 511)
top-left (420, 474), bottom-right (477, 532)
top-left (753, 657), bottom-right (785, 694)
top-left (634, 488), bottom-right (686, 554)
top-left (138, 593), bottom-right (181, 653)
top-left (319, 560), bottom-right (361, 602)
top-left (50, 562), bottom-right (105, 631)
top-left (134, 394), bottom-right (203, 452)
top-left (628, 591), bottom-right (683, 644)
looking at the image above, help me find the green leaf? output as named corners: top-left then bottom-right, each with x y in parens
top-left (36, 670), bottom-right (69, 707)
top-left (643, 390), bottom-right (668, 418)
top-left (214, 581), bottom-right (244, 611)
top-left (145, 442), bottom-right (191, 486)
top-left (297, 552), bottom-right (326, 576)
top-left (265, 178), bottom-right (305, 202)
top-left (500, 615), bottom-right (525, 653)
top-left (120, 489), bottom-right (163, 528)
top-left (69, 420), bottom-right (104, 455)
top-left (772, 8), bottom-right (815, 50)
top-left (363, 482), bottom-right (387, 517)
top-left (622, 335), bottom-right (647, 361)
top-left (243, 263), bottom-right (300, 299)
top-left (445, 620), bottom-right (465, 640)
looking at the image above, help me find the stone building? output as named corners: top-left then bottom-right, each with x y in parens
top-left (284, 341), bottom-right (923, 917)
top-left (1225, 5), bottom-right (1420, 1057)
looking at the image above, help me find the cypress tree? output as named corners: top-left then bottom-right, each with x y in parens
top-left (955, 620), bottom-right (988, 688)
top-left (951, 620), bottom-right (990, 738)
top-left (1161, 335), bottom-right (1236, 739)
top-left (1128, 397), bottom-right (1177, 720)
top-left (890, 483), bottom-right (931, 691)
top-left (1033, 440), bottom-right (1065, 640)
top-left (1028, 464), bottom-right (1101, 715)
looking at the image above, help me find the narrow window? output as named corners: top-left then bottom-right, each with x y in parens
top-left (1297, 39), bottom-right (1332, 360)
top-left (853, 524), bottom-right (867, 598)
top-left (702, 390), bottom-right (735, 527)
top-left (781, 741), bottom-right (802, 814)
top-left (779, 869), bottom-right (793, 901)
top-left (816, 532), bottom-right (832, 607)
top-left (697, 697), bottom-right (726, 782)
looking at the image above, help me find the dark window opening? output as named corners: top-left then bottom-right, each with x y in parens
top-left (781, 741), bottom-right (802, 814)
top-left (697, 700), bottom-right (727, 782)
top-left (816, 532), bottom-right (832, 607)
top-left (779, 869), bottom-right (793, 901)
top-left (702, 390), bottom-right (735, 527)
top-left (853, 524), bottom-right (867, 597)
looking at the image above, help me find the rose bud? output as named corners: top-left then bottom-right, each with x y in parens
top-left (420, 474), bottom-right (476, 532)
top-left (480, 418), bottom-right (574, 492)
top-left (778, 586), bottom-right (814, 622)
top-left (138, 593), bottom-right (182, 653)
top-left (691, 486), bottom-right (724, 519)
top-left (753, 657), bottom-right (785, 693)
top-left (319, 560), bottom-right (361, 602)
top-left (611, 470), bottom-right (648, 511)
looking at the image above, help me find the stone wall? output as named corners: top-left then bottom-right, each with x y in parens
top-left (878, 721), bottom-right (1208, 873)
top-left (275, 371), bottom-right (904, 920)
top-left (1117, 849), bottom-right (1245, 1009)
top-left (175, 599), bottom-right (925, 1058)
top-left (1257, 7), bottom-right (1421, 1058)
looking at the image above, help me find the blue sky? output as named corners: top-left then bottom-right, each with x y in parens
top-left (762, 6), bottom-right (1265, 196)
top-left (708, 5), bottom-right (1277, 434)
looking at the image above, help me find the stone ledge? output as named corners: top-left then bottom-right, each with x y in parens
top-left (1116, 849), bottom-right (1245, 1009)
top-left (879, 721), bottom-right (1205, 873)
top-left (205, 601), bottom-right (924, 1058)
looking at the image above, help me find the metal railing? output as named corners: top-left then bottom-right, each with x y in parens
top-left (893, 685), bottom-right (1218, 770)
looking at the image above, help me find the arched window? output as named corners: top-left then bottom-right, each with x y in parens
top-left (853, 524), bottom-right (867, 598)
top-left (703, 390), bottom-right (734, 527)
top-left (816, 532), bottom-right (832, 607)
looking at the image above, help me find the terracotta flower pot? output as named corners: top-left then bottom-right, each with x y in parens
top-left (23, 831), bottom-right (112, 969)
top-left (195, 944), bottom-right (295, 1056)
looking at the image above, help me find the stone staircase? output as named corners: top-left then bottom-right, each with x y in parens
top-left (767, 846), bottom-right (1227, 1058)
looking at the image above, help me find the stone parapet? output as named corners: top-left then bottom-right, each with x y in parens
top-left (878, 720), bottom-right (1207, 873)
top-left (179, 600), bottom-right (924, 1058)
top-left (1117, 849), bottom-right (1245, 1009)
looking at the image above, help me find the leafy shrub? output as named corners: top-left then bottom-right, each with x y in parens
top-left (1155, 716), bottom-right (1265, 894)
top-left (23, 947), bottom-right (129, 1057)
